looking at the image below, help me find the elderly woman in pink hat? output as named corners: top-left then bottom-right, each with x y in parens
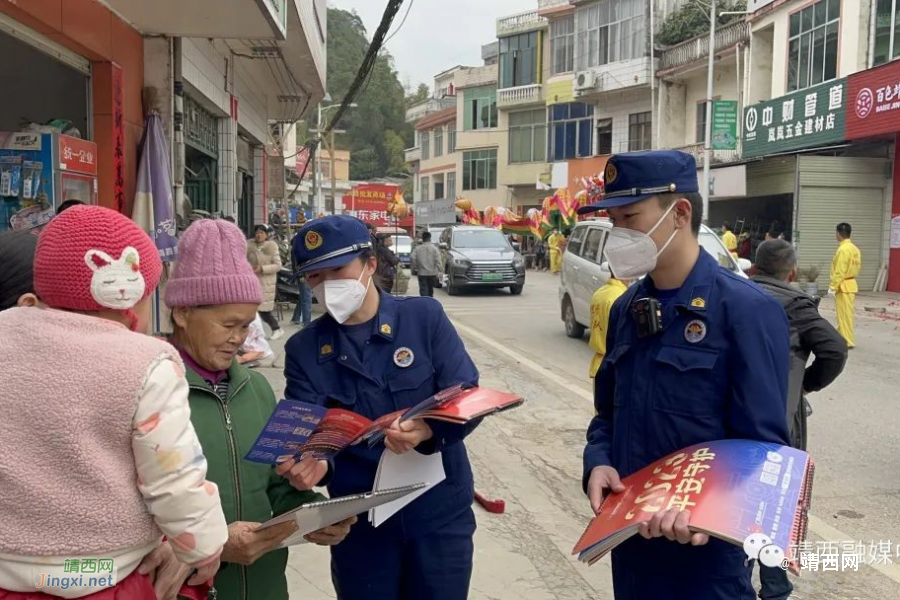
top-left (157, 218), bottom-right (353, 600)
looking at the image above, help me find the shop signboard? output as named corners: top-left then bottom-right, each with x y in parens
top-left (59, 136), bottom-right (98, 176)
top-left (743, 78), bottom-right (847, 159)
top-left (414, 198), bottom-right (457, 226)
top-left (342, 184), bottom-right (414, 228)
top-left (846, 60), bottom-right (900, 139)
top-left (712, 101), bottom-right (738, 150)
top-left (267, 155), bottom-right (285, 199)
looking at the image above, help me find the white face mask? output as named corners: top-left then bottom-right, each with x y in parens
top-left (603, 202), bottom-right (679, 280)
top-left (312, 267), bottom-right (372, 324)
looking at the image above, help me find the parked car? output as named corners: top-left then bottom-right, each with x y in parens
top-left (559, 218), bottom-right (751, 338)
top-left (392, 234), bottom-right (413, 266)
top-left (439, 225), bottom-right (526, 295)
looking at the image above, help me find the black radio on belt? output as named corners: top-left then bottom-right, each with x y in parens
top-left (631, 297), bottom-right (663, 338)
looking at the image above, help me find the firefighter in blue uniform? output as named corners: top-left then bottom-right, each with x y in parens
top-left (281, 214), bottom-right (479, 600)
top-left (578, 151), bottom-right (792, 600)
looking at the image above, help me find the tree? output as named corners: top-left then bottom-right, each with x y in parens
top-left (321, 9), bottom-right (410, 181)
top-left (406, 83), bottom-right (430, 106)
top-left (657, 0), bottom-right (748, 47)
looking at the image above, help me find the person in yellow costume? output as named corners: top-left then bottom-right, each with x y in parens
top-left (548, 229), bottom-right (564, 274)
top-left (588, 264), bottom-right (631, 378)
top-left (829, 222), bottom-right (861, 348)
top-left (721, 222), bottom-right (738, 260)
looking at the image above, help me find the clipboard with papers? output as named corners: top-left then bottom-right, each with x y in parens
top-left (258, 484), bottom-right (428, 547)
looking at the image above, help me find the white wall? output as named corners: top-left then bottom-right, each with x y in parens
top-left (181, 39), bottom-right (230, 116)
top-left (680, 63), bottom-right (740, 147)
top-left (593, 88), bottom-right (653, 154)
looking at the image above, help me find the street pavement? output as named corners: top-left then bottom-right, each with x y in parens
top-left (258, 270), bottom-right (900, 599)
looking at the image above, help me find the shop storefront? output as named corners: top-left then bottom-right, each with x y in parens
top-left (741, 78), bottom-right (890, 289)
top-left (0, 1), bottom-right (145, 219)
top-left (846, 59), bottom-right (900, 292)
top-left (183, 94), bottom-right (219, 215)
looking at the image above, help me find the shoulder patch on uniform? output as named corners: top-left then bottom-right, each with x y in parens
top-left (320, 343), bottom-right (333, 356)
top-left (381, 323), bottom-right (392, 335)
top-left (691, 297), bottom-right (706, 308)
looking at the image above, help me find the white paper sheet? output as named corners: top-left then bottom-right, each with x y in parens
top-left (369, 449), bottom-right (446, 528)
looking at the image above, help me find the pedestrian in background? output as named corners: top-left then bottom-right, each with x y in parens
top-left (411, 231), bottom-right (443, 297)
top-left (534, 238), bottom-right (547, 271)
top-left (375, 234), bottom-right (400, 294)
top-left (721, 221), bottom-right (738, 260)
top-left (548, 229), bottom-right (563, 274)
top-left (247, 223), bottom-right (284, 340)
top-left (751, 238), bottom-right (847, 600)
top-left (588, 263), bottom-right (631, 379)
top-left (829, 222), bottom-right (861, 348)
top-left (580, 150), bottom-right (790, 600)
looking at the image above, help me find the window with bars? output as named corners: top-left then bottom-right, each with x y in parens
top-left (421, 176), bottom-right (430, 202)
top-left (464, 87), bottom-right (498, 130)
top-left (575, 0), bottom-right (644, 72)
top-left (788, 0), bottom-right (840, 92)
top-left (462, 150), bottom-right (498, 190)
top-left (596, 118), bottom-right (612, 155)
top-left (448, 122), bottom-right (457, 153)
top-left (500, 32), bottom-right (540, 89)
top-left (874, 0), bottom-right (900, 65)
top-left (422, 131), bottom-right (430, 160)
top-left (509, 109), bottom-right (547, 164)
top-left (434, 127), bottom-right (444, 157)
top-left (628, 112), bottom-right (652, 151)
top-left (447, 171), bottom-right (457, 199)
top-left (549, 102), bottom-right (594, 161)
top-left (434, 173), bottom-right (445, 199)
top-left (550, 15), bottom-right (575, 75)
top-left (696, 101), bottom-right (709, 144)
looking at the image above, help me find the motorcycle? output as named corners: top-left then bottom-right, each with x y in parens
top-left (276, 267), bottom-right (299, 304)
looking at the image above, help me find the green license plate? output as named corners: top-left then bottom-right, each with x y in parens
top-left (481, 273), bottom-right (503, 281)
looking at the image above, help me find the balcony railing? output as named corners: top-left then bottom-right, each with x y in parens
top-left (659, 20), bottom-right (750, 72)
top-left (405, 97), bottom-right (456, 123)
top-left (497, 10), bottom-right (547, 36)
top-left (676, 142), bottom-right (741, 167)
top-left (498, 84), bottom-right (544, 108)
top-left (405, 146), bottom-right (422, 163)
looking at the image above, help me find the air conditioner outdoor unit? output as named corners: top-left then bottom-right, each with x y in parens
top-left (575, 71), bottom-right (599, 92)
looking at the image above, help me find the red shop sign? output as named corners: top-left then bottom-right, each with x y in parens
top-left (846, 60), bottom-right (900, 139)
top-left (341, 184), bottom-right (414, 227)
top-left (58, 135), bottom-right (98, 176)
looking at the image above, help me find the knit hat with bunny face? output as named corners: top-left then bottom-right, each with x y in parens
top-left (34, 205), bottom-right (162, 329)
top-left (164, 219), bottom-right (263, 308)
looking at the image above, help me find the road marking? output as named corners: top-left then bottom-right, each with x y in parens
top-left (452, 317), bottom-right (900, 586)
top-left (451, 319), bottom-right (594, 404)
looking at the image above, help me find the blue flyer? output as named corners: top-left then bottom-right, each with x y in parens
top-left (245, 400), bottom-right (328, 464)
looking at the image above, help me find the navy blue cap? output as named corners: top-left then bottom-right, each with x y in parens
top-left (577, 150), bottom-right (699, 214)
top-left (292, 214), bottom-right (372, 274)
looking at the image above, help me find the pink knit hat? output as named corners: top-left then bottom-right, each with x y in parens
top-left (165, 219), bottom-right (263, 308)
top-left (34, 205), bottom-right (161, 320)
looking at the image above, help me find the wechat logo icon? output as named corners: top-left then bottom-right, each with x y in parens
top-left (743, 533), bottom-right (789, 570)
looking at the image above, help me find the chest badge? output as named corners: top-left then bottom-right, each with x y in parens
top-left (684, 320), bottom-right (707, 344)
top-left (393, 347), bottom-right (415, 368)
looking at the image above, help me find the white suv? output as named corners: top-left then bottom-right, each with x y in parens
top-left (559, 218), bottom-right (750, 338)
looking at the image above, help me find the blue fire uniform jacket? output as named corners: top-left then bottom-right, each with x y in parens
top-left (583, 250), bottom-right (792, 600)
top-left (284, 292), bottom-right (480, 599)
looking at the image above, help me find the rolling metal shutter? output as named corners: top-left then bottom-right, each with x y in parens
top-left (796, 156), bottom-right (889, 291)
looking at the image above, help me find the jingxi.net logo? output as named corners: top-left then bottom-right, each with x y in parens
top-left (744, 533), bottom-right (789, 570)
top-left (35, 558), bottom-right (117, 591)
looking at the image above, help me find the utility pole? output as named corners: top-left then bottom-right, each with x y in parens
top-left (702, 0), bottom-right (717, 225)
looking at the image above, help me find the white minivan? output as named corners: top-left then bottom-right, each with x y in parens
top-left (559, 218), bottom-right (750, 338)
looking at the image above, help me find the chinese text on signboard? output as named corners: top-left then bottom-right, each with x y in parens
top-left (846, 59), bottom-right (900, 139)
top-left (743, 78), bottom-right (847, 159)
top-left (712, 101), bottom-right (738, 150)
